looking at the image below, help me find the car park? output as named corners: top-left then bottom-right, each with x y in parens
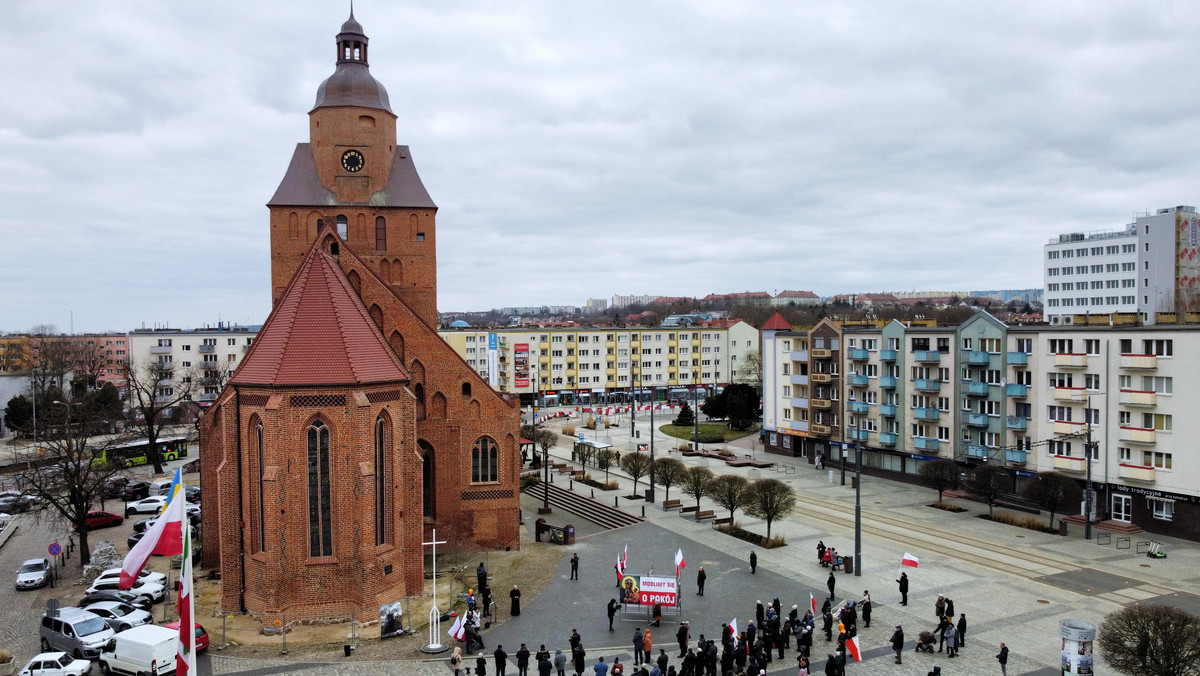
top-left (0, 494), bottom-right (34, 513)
top-left (125, 496), bottom-right (167, 514)
top-left (164, 619), bottom-right (210, 652)
top-left (39, 607), bottom-right (115, 659)
top-left (83, 600), bottom-right (153, 632)
top-left (93, 567), bottom-right (167, 587)
top-left (120, 482), bottom-right (150, 501)
top-left (128, 524), bottom-right (197, 551)
top-left (16, 557), bottom-right (51, 590)
top-left (15, 651), bottom-right (92, 676)
top-left (83, 510), bottom-right (124, 529)
top-left (78, 589), bottom-right (153, 611)
top-left (85, 578), bottom-right (165, 603)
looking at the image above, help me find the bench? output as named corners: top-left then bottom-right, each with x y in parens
top-left (713, 516), bottom-right (733, 528)
top-left (571, 470), bottom-right (586, 480)
top-left (695, 510), bottom-right (715, 521)
top-left (680, 505), bottom-right (699, 514)
top-left (662, 499), bottom-right (682, 511)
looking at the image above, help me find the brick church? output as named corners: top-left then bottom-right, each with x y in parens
top-left (199, 11), bottom-right (522, 623)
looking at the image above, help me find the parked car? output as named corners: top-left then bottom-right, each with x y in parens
top-left (39, 607), bottom-right (114, 659)
top-left (102, 477), bottom-right (131, 499)
top-left (125, 496), bottom-right (167, 514)
top-left (78, 589), bottom-right (153, 611)
top-left (15, 651), bottom-right (92, 676)
top-left (85, 578), bottom-right (165, 603)
top-left (150, 478), bottom-right (173, 496)
top-left (0, 494), bottom-right (35, 513)
top-left (16, 557), bottom-right (51, 590)
top-left (132, 517), bottom-right (155, 534)
top-left (184, 485), bottom-right (200, 502)
top-left (84, 600), bottom-right (154, 632)
top-left (93, 567), bottom-right (167, 587)
top-left (83, 510), bottom-right (124, 530)
top-left (164, 620), bottom-right (210, 652)
top-left (128, 525), bottom-right (197, 551)
top-left (120, 482), bottom-right (151, 501)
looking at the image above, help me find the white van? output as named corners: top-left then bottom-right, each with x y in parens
top-left (99, 624), bottom-right (177, 676)
top-left (39, 607), bottom-right (116, 659)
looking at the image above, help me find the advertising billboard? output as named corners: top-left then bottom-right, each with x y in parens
top-left (514, 343), bottom-right (530, 388)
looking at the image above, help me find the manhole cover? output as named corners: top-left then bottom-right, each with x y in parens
top-left (1037, 599), bottom-right (1050, 604)
top-left (1140, 564), bottom-right (1151, 568)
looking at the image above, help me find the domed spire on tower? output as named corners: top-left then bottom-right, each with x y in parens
top-left (312, 9), bottom-right (393, 114)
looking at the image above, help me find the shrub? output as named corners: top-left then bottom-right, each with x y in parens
top-left (983, 511), bottom-right (1058, 534)
top-left (562, 425), bottom-right (576, 437)
top-left (603, 481), bottom-right (620, 491)
top-left (584, 418), bottom-right (597, 430)
top-left (931, 501), bottom-right (968, 513)
top-left (519, 475), bottom-right (540, 491)
top-left (764, 535), bottom-right (787, 548)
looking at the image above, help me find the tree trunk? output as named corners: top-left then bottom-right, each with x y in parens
top-left (147, 428), bottom-right (164, 474)
top-left (78, 528), bottom-right (91, 566)
top-left (766, 519), bottom-right (772, 540)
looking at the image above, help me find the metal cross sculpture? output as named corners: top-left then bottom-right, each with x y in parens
top-left (421, 530), bottom-right (448, 652)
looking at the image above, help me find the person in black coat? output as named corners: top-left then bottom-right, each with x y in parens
top-left (896, 572), bottom-right (909, 606)
top-left (538, 655), bottom-right (553, 676)
top-left (890, 625), bottom-right (905, 664)
top-left (570, 553), bottom-right (579, 580)
top-left (749, 550), bottom-right (758, 574)
top-left (572, 647), bottom-right (586, 676)
top-left (696, 567), bottom-right (706, 596)
top-left (607, 599), bottom-right (619, 632)
top-left (494, 645), bottom-right (509, 676)
top-left (823, 653), bottom-right (838, 676)
top-left (483, 586), bottom-right (494, 617)
top-left (516, 644), bottom-right (531, 676)
top-left (817, 541), bottom-right (827, 566)
top-left (510, 586), bottom-right (522, 616)
top-left (827, 572), bottom-right (836, 600)
top-left (822, 610), bottom-right (833, 642)
top-left (477, 562), bottom-right (489, 591)
top-left (477, 653), bottom-right (488, 676)
top-left (956, 614), bottom-right (967, 648)
top-left (756, 600), bottom-right (765, 627)
top-left (676, 623), bottom-right (690, 657)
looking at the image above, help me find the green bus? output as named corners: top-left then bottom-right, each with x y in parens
top-left (97, 435), bottom-right (190, 467)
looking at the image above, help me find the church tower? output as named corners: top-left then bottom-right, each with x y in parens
top-left (201, 12), bottom-right (521, 625)
top-left (268, 10), bottom-right (438, 327)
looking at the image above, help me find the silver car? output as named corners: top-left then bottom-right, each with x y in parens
top-left (83, 601), bottom-right (153, 632)
top-left (16, 557), bottom-right (51, 590)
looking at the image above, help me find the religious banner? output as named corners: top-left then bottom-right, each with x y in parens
top-left (514, 343), bottom-right (530, 387)
top-left (620, 575), bottom-right (678, 607)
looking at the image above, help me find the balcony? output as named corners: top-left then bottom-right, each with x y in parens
top-left (965, 444), bottom-right (989, 459)
top-left (811, 398), bottom-right (833, 409)
top-left (1007, 351), bottom-right (1029, 366)
top-left (1119, 426), bottom-right (1156, 444)
top-left (962, 350), bottom-right (990, 365)
top-left (879, 432), bottom-right (898, 446)
top-left (966, 412), bottom-right (989, 428)
top-left (199, 392), bottom-right (218, 402)
top-left (1119, 464), bottom-right (1156, 482)
top-left (1004, 449), bottom-right (1027, 464)
top-left (913, 379), bottom-right (941, 392)
top-left (149, 346), bottom-right (172, 355)
top-left (1052, 387), bottom-right (1085, 402)
top-left (880, 349), bottom-right (897, 362)
top-left (1052, 455), bottom-right (1086, 472)
top-left (790, 397), bottom-right (809, 409)
top-left (790, 374), bottom-right (809, 386)
top-left (1005, 415), bottom-right (1027, 430)
top-left (849, 349), bottom-right (870, 361)
top-left (963, 381), bottom-right (989, 396)
top-left (1005, 383), bottom-right (1028, 397)
top-left (848, 374), bottom-right (868, 387)
top-left (810, 372), bottom-right (832, 384)
top-left (1119, 389), bottom-right (1156, 407)
top-left (198, 344), bottom-right (216, 353)
top-left (790, 350), bottom-right (808, 362)
top-left (1053, 420), bottom-right (1084, 436)
top-left (1054, 353), bottom-right (1087, 368)
top-left (811, 424), bottom-right (832, 436)
top-left (914, 350), bottom-right (941, 363)
top-left (1120, 354), bottom-right (1157, 370)
top-left (811, 348), bottom-right (833, 359)
top-left (538, 342), bottom-right (550, 350)
top-left (879, 404), bottom-right (897, 417)
top-left (913, 437), bottom-right (940, 452)
top-left (849, 401), bottom-right (870, 414)
top-left (877, 376), bottom-right (896, 389)
top-left (848, 429), bottom-right (869, 442)
top-left (913, 407), bottom-right (940, 421)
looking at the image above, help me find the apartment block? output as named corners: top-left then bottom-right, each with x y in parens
top-left (126, 325), bottom-right (258, 405)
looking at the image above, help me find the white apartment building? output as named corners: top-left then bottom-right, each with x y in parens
top-left (440, 322), bottom-right (759, 405)
top-left (126, 325), bottom-right (258, 405)
top-left (1044, 205), bottom-right (1197, 325)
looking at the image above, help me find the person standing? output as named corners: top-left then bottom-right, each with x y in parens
top-left (935, 594), bottom-right (946, 621)
top-left (571, 554), bottom-right (580, 580)
top-left (677, 622), bottom-right (691, 657)
top-left (996, 642), bottom-right (1009, 676)
top-left (896, 572), bottom-right (909, 606)
top-left (483, 585), bottom-right (494, 617)
top-left (517, 644), bottom-right (532, 676)
top-left (657, 648), bottom-right (669, 675)
top-left (945, 597), bottom-right (955, 619)
top-left (749, 550), bottom-right (757, 574)
top-left (573, 647), bottom-right (587, 676)
top-left (652, 602), bottom-right (662, 627)
top-left (643, 628), bottom-right (653, 665)
top-left (956, 614), bottom-right (967, 648)
top-left (610, 657), bottom-right (624, 676)
top-left (756, 601), bottom-right (765, 627)
top-left (495, 645), bottom-right (509, 676)
top-left (510, 585), bottom-right (522, 617)
top-left (477, 562), bottom-right (489, 591)
top-left (607, 598), bottom-right (619, 632)
top-left (860, 591), bottom-right (872, 629)
top-left (890, 625), bottom-right (904, 665)
top-left (633, 629), bottom-right (645, 666)
top-left (822, 610), bottom-right (833, 642)
top-left (554, 649), bottom-right (567, 676)
top-left (539, 653), bottom-right (554, 676)
top-left (696, 567), bottom-right (706, 596)
top-left (816, 541), bottom-right (826, 566)
top-left (452, 646), bottom-right (464, 676)
top-left (943, 624), bottom-right (958, 658)
top-left (827, 571), bottom-right (836, 600)
top-left (593, 656), bottom-right (609, 676)
top-left (477, 653), bottom-right (488, 676)
top-left (570, 630), bottom-right (583, 652)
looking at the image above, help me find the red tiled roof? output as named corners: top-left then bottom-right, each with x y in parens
top-left (230, 245), bottom-right (407, 387)
top-left (761, 312), bottom-right (792, 330)
top-left (775, 290), bottom-right (818, 298)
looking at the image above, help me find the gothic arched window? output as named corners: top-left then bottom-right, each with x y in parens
top-left (471, 436), bottom-right (498, 484)
top-left (307, 420), bottom-right (333, 557)
top-left (374, 414), bottom-right (390, 546)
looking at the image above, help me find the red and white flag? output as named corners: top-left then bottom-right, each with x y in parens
top-left (119, 486), bottom-right (185, 588)
top-left (901, 552), bottom-right (920, 568)
top-left (810, 593), bottom-right (817, 615)
top-left (175, 516), bottom-right (196, 676)
top-left (729, 618), bottom-right (738, 639)
top-left (846, 635), bottom-right (862, 662)
top-left (674, 548), bottom-right (686, 574)
top-left (447, 613), bottom-right (465, 641)
top-left (622, 544), bottom-right (628, 569)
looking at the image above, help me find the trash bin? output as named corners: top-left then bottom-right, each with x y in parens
top-left (344, 645), bottom-right (353, 657)
top-left (1059, 520), bottom-right (1069, 536)
top-left (851, 477), bottom-right (857, 489)
top-left (843, 556), bottom-right (853, 575)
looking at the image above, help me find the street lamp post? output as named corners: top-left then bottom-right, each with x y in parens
top-left (854, 412), bottom-right (863, 577)
top-left (1084, 395), bottom-right (1095, 541)
top-left (537, 373), bottom-right (551, 515)
top-left (648, 386), bottom-right (656, 504)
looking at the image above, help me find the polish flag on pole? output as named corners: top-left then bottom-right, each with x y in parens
top-left (674, 548), bottom-right (686, 575)
top-left (447, 613), bottom-right (466, 641)
top-left (846, 635), bottom-right (862, 662)
top-left (119, 483), bottom-right (185, 588)
top-left (175, 518), bottom-right (196, 676)
top-left (810, 593), bottom-right (817, 616)
top-left (729, 618), bottom-right (738, 640)
top-left (901, 553), bottom-right (920, 568)
top-left (622, 544), bottom-right (628, 570)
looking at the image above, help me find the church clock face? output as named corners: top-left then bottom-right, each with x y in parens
top-left (341, 149), bottom-right (365, 173)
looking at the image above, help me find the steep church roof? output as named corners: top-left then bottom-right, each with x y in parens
top-left (761, 312), bottom-right (792, 331)
top-left (230, 242), bottom-right (407, 387)
top-left (312, 10), bottom-right (392, 114)
top-left (267, 143), bottom-right (437, 208)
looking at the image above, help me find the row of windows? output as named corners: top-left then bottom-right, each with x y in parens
top-left (1047, 244), bottom-right (1136, 259)
top-left (1047, 279), bottom-right (1137, 291)
top-left (1047, 297), bottom-right (1137, 307)
top-left (1047, 262), bottom-right (1137, 276)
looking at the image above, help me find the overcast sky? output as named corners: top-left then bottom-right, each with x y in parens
top-left (3, 1), bottom-right (1199, 333)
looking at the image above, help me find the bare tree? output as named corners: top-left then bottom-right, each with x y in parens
top-left (918, 459), bottom-right (960, 503)
top-left (706, 474), bottom-right (749, 523)
top-left (682, 466), bottom-right (714, 510)
top-left (743, 478), bottom-right (797, 539)
top-left (1098, 605), bottom-right (1200, 676)
top-left (1024, 471), bottom-right (1083, 528)
top-left (738, 351), bottom-right (765, 393)
top-left (14, 397), bottom-right (125, 566)
top-left (652, 457), bottom-right (687, 503)
top-left (124, 357), bottom-right (197, 474)
top-left (596, 448), bottom-right (617, 483)
top-left (620, 452), bottom-right (652, 496)
top-left (966, 464), bottom-right (1007, 517)
top-left (26, 325), bottom-right (75, 396)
